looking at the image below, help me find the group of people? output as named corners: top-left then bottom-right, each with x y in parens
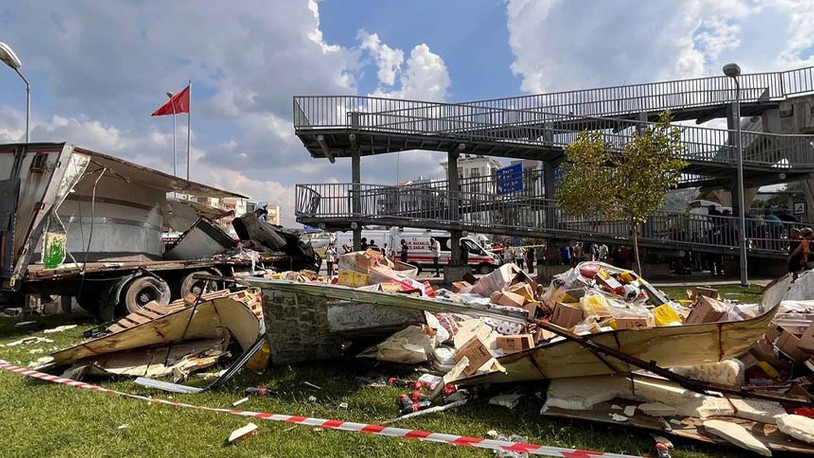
top-left (557, 241), bottom-right (622, 267)
top-left (501, 243), bottom-right (544, 273)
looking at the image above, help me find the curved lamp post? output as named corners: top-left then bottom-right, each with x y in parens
top-left (0, 42), bottom-right (30, 144)
top-left (723, 62), bottom-right (747, 286)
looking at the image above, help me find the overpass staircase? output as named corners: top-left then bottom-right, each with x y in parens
top-left (293, 66), bottom-right (814, 258)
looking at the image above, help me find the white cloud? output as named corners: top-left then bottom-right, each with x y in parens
top-left (775, 0), bottom-right (814, 67)
top-left (359, 31), bottom-right (404, 86)
top-left (370, 43), bottom-right (451, 101)
top-left (505, 0), bottom-right (763, 93)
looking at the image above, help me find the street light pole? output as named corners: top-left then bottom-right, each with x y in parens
top-left (0, 42), bottom-right (30, 143)
top-left (723, 63), bottom-right (748, 287)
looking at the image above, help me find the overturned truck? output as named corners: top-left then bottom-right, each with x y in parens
top-left (0, 142), bottom-right (316, 318)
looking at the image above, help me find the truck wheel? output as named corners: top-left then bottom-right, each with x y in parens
top-left (121, 276), bottom-right (170, 313)
top-left (76, 288), bottom-right (101, 313)
top-left (179, 271), bottom-right (219, 299)
top-left (478, 264), bottom-right (494, 274)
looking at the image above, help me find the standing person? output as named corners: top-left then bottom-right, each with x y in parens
top-left (788, 228), bottom-right (802, 280)
top-left (460, 240), bottom-right (469, 266)
top-left (514, 244), bottom-right (525, 271)
top-left (526, 245), bottom-right (535, 274)
top-left (430, 237), bottom-right (441, 277)
top-left (559, 244), bottom-right (572, 266)
top-left (790, 228), bottom-right (814, 272)
top-left (505, 243), bottom-right (514, 265)
top-left (324, 243), bottom-right (337, 277)
top-left (360, 237), bottom-right (368, 251)
top-left (598, 243), bottom-right (609, 262)
top-left (582, 241), bottom-right (595, 262)
top-left (382, 243), bottom-right (389, 257)
top-left (400, 239), bottom-right (409, 263)
top-left (619, 245), bottom-right (630, 269)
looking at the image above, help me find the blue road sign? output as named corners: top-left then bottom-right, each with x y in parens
top-left (496, 163), bottom-right (523, 194)
top-left (553, 166), bottom-right (564, 181)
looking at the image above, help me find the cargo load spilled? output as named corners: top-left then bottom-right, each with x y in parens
top-left (18, 249), bottom-right (814, 455)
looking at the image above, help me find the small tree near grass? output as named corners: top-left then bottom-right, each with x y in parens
top-left (556, 112), bottom-right (688, 273)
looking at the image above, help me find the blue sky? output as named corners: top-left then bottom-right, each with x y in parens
top-left (1, 0), bottom-right (813, 224)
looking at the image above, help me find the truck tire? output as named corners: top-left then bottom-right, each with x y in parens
top-left (478, 263), bottom-right (495, 274)
top-left (179, 271), bottom-right (220, 299)
top-left (76, 288), bottom-right (101, 313)
top-left (121, 276), bottom-right (170, 313)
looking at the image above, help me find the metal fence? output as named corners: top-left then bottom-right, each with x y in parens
top-left (296, 183), bottom-right (798, 255)
top-left (459, 66), bottom-right (814, 117)
top-left (293, 97), bottom-right (814, 169)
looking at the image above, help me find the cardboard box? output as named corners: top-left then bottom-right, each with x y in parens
top-left (523, 301), bottom-right (541, 318)
top-left (687, 287), bottom-right (720, 301)
top-left (776, 329), bottom-right (809, 363)
top-left (685, 296), bottom-right (730, 324)
top-left (505, 282), bottom-right (535, 303)
top-left (451, 281), bottom-right (472, 293)
top-left (609, 316), bottom-right (654, 330)
top-left (454, 337), bottom-right (493, 377)
top-left (799, 322), bottom-right (814, 353)
top-left (496, 334), bottom-right (534, 354)
top-left (738, 352), bottom-right (759, 370)
top-left (533, 329), bottom-right (557, 344)
top-left (550, 302), bottom-right (583, 329)
top-left (495, 290), bottom-right (525, 309)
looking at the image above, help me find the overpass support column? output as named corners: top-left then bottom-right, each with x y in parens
top-left (448, 145), bottom-right (462, 267)
top-left (351, 148), bottom-right (362, 250)
top-left (543, 160), bottom-right (559, 264)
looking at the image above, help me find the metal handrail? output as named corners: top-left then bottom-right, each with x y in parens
top-left (457, 66), bottom-right (814, 116)
top-left (294, 183), bottom-right (798, 255)
top-left (293, 96), bottom-right (814, 168)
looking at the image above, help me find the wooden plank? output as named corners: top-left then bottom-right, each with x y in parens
top-left (125, 313), bottom-right (152, 325)
top-left (107, 324), bottom-right (126, 333)
top-left (135, 308), bottom-right (162, 320)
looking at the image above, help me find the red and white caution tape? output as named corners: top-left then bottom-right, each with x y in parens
top-left (0, 360), bottom-right (643, 457)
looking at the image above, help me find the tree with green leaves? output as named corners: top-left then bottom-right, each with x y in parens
top-left (556, 112), bottom-right (688, 273)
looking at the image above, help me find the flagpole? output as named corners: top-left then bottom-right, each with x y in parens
top-left (186, 80), bottom-right (191, 183)
top-left (171, 97), bottom-right (177, 177)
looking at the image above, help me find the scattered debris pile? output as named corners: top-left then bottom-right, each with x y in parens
top-left (38, 288), bottom-right (266, 383)
top-left (18, 255), bottom-right (814, 456)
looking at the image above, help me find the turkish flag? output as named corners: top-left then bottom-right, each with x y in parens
top-left (151, 85), bottom-right (190, 116)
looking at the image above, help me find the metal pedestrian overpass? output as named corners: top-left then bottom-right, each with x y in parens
top-left (292, 66), bottom-right (814, 259)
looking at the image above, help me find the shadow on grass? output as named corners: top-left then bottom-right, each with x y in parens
top-left (0, 312), bottom-right (99, 340)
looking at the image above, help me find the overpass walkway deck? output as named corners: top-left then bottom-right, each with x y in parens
top-left (295, 182), bottom-right (795, 259)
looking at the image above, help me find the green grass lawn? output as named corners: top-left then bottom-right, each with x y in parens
top-left (0, 296), bottom-right (752, 458)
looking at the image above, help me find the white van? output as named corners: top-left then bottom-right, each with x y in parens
top-left (334, 228), bottom-right (501, 274)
